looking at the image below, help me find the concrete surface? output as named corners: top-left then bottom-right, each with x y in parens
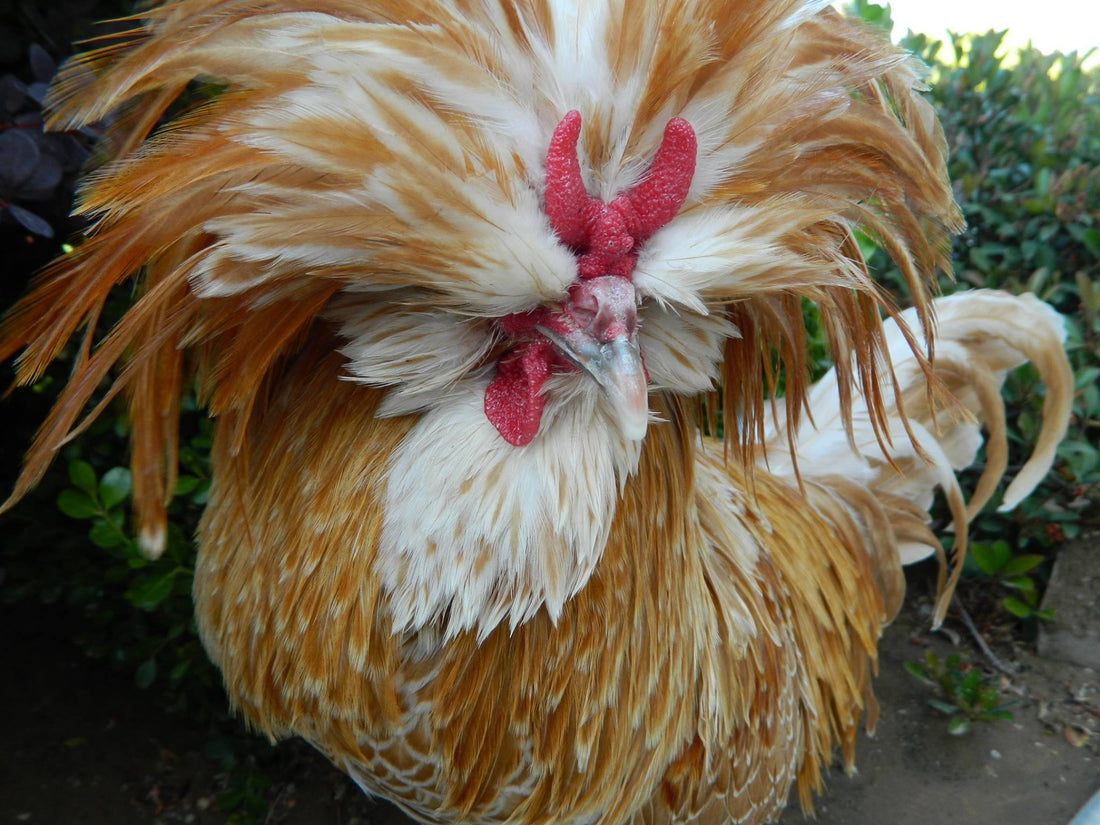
top-left (1040, 534), bottom-right (1100, 670)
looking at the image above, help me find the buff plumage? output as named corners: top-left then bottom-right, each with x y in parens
top-left (2, 2), bottom-right (1072, 824)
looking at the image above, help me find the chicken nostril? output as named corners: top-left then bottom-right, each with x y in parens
top-left (605, 235), bottom-right (633, 254)
top-left (598, 322), bottom-right (629, 343)
top-left (564, 275), bottom-right (638, 341)
top-left (571, 305), bottom-right (597, 330)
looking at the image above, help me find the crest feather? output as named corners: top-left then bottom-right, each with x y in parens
top-left (3, 0), bottom-right (960, 554)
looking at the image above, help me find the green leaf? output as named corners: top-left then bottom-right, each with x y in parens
top-left (57, 489), bottom-right (98, 520)
top-left (1077, 271), bottom-right (1100, 314)
top-left (191, 478), bottom-right (211, 505)
top-left (971, 541), bottom-right (1011, 575)
top-left (947, 716), bottom-right (972, 736)
top-left (220, 789), bottom-right (245, 811)
top-left (1074, 369), bottom-right (1100, 393)
top-left (88, 520), bottom-right (125, 549)
top-left (169, 659), bottom-right (192, 680)
top-left (904, 662), bottom-right (932, 682)
top-left (1001, 554), bottom-right (1045, 576)
top-left (127, 571), bottom-right (176, 611)
top-left (853, 228), bottom-right (880, 260)
top-left (1057, 440), bottom-right (1100, 482)
top-left (968, 245), bottom-right (993, 272)
top-left (135, 657), bottom-right (157, 689)
top-left (206, 736), bottom-right (237, 770)
top-left (67, 460), bottom-right (98, 497)
top-left (1082, 228), bottom-right (1100, 260)
top-left (1002, 575), bottom-right (1037, 593)
top-left (174, 475), bottom-right (200, 496)
top-left (1002, 596), bottom-right (1033, 618)
top-left (99, 467), bottom-right (132, 509)
top-left (1035, 167), bottom-right (1051, 195)
top-left (980, 688), bottom-right (1001, 711)
top-left (960, 670), bottom-right (982, 705)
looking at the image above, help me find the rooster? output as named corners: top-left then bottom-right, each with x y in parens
top-left (1, 1), bottom-right (1073, 823)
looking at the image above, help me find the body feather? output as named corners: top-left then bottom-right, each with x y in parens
top-left (1, 2), bottom-right (1072, 824)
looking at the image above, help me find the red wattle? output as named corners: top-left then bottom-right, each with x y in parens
top-left (484, 341), bottom-right (554, 446)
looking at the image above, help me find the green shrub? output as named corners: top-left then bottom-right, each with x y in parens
top-left (846, 3), bottom-right (1100, 623)
top-left (905, 649), bottom-right (1018, 735)
top-left (914, 29), bottom-right (1099, 542)
top-left (2, 387), bottom-right (221, 713)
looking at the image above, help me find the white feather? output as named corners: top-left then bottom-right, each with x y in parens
top-left (378, 376), bottom-right (642, 640)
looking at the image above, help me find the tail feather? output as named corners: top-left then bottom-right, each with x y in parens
top-left (764, 289), bottom-right (1073, 624)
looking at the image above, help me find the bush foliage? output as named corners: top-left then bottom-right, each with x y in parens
top-left (900, 21), bottom-right (1099, 557)
top-left (849, 3), bottom-right (1099, 634)
top-left (1, 1), bottom-right (1098, 810)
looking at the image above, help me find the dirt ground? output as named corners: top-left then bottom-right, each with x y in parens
top-left (2, 596), bottom-right (1097, 825)
top-left (777, 605), bottom-right (1100, 825)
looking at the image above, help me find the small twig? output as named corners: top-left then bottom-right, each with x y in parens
top-left (933, 624), bottom-right (961, 646)
top-left (265, 784), bottom-right (292, 825)
top-left (956, 601), bottom-right (1019, 676)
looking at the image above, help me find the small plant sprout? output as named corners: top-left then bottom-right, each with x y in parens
top-left (906, 650), bottom-right (1018, 735)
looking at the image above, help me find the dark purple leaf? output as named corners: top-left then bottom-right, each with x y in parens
top-left (0, 129), bottom-right (40, 189)
top-left (19, 152), bottom-right (63, 198)
top-left (8, 203), bottom-right (54, 238)
top-left (14, 112), bottom-right (43, 127)
top-left (47, 133), bottom-right (91, 171)
top-left (28, 44), bottom-right (57, 84)
top-left (25, 81), bottom-right (49, 106)
top-left (0, 75), bottom-right (23, 114)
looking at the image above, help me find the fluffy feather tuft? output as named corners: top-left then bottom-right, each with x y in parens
top-left (4, 0), bottom-right (960, 554)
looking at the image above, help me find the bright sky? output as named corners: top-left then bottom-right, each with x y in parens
top-left (882, 0), bottom-right (1100, 60)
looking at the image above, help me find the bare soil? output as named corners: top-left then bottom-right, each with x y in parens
top-left (778, 604), bottom-right (1100, 825)
top-left (2, 597), bottom-right (1097, 825)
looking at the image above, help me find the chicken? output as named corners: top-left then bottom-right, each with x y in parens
top-left (1, 1), bottom-right (1073, 824)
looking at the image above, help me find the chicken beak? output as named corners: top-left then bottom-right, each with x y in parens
top-left (588, 337), bottom-right (649, 440)
top-left (537, 325), bottom-right (649, 441)
top-left (535, 276), bottom-right (649, 441)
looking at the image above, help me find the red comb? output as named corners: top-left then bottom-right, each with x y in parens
top-left (544, 111), bottom-right (697, 279)
top-left (544, 111), bottom-right (600, 248)
top-left (486, 112), bottom-right (696, 447)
